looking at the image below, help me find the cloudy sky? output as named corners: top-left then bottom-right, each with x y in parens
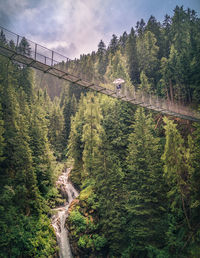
top-left (0, 0), bottom-right (199, 59)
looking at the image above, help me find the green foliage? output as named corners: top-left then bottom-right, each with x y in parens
top-left (67, 184), bottom-right (107, 255)
top-left (48, 99), bottom-right (65, 156)
top-left (162, 117), bottom-right (200, 256)
top-left (137, 30), bottom-right (159, 79)
top-left (81, 92), bottom-right (104, 178)
top-left (147, 245), bottom-right (169, 258)
top-left (97, 40), bottom-right (107, 78)
top-left (0, 212), bottom-right (56, 257)
top-left (0, 104), bottom-right (5, 164)
top-left (77, 234), bottom-right (106, 251)
top-left (1, 5), bottom-right (200, 258)
top-left (139, 70), bottom-right (152, 92)
top-left (0, 55), bottom-right (57, 256)
top-left (68, 210), bottom-right (87, 233)
top-left (105, 50), bottom-right (132, 90)
top-left (65, 6), bottom-right (200, 257)
top-left (125, 108), bottom-right (167, 255)
top-left (125, 27), bottom-right (140, 84)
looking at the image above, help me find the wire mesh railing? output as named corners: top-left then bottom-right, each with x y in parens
top-left (0, 25), bottom-right (70, 65)
top-left (0, 25), bottom-right (200, 122)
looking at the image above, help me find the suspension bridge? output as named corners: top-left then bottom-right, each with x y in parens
top-left (0, 25), bottom-right (199, 123)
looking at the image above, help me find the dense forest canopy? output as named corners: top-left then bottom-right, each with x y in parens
top-left (0, 5), bottom-right (200, 258)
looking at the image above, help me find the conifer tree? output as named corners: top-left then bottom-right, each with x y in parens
top-left (187, 122), bottom-right (200, 256)
top-left (139, 70), bottom-right (152, 93)
top-left (0, 104), bottom-right (4, 164)
top-left (119, 31), bottom-right (128, 53)
top-left (125, 27), bottom-right (140, 84)
top-left (63, 93), bottom-right (77, 145)
top-left (0, 52), bottom-right (57, 257)
top-left (82, 92), bottom-right (104, 179)
top-left (48, 99), bottom-right (65, 155)
top-left (145, 15), bottom-right (162, 57)
top-left (162, 117), bottom-right (194, 256)
top-left (137, 30), bottom-right (159, 82)
top-left (105, 50), bottom-right (132, 91)
top-left (18, 37), bottom-right (31, 56)
top-left (125, 108), bottom-right (167, 256)
top-left (29, 90), bottom-right (54, 196)
top-left (162, 14), bottom-right (172, 58)
top-left (97, 40), bottom-right (107, 79)
top-left (136, 18), bottom-right (146, 36)
top-left (108, 34), bottom-right (119, 54)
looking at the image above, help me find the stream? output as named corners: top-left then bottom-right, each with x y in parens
top-left (52, 168), bottom-right (79, 258)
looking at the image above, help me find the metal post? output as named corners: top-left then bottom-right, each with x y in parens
top-left (35, 44), bottom-right (37, 60)
top-left (16, 35), bottom-right (19, 51)
top-left (51, 51), bottom-right (54, 66)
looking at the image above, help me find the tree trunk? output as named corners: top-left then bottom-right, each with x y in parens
top-left (169, 79), bottom-right (174, 103)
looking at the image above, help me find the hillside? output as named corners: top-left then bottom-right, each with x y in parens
top-left (0, 5), bottom-right (200, 258)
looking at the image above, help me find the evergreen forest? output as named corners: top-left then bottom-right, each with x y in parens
top-left (0, 5), bottom-right (200, 258)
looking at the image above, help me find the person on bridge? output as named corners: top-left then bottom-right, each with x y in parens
top-left (116, 84), bottom-right (122, 95)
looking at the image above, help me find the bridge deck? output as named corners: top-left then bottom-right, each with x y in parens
top-left (0, 26), bottom-right (199, 123)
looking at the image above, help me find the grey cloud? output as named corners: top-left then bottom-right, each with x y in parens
top-left (0, 0), bottom-right (145, 59)
top-left (0, 11), bottom-right (10, 28)
top-left (0, 0), bottom-right (40, 29)
top-left (53, 43), bottom-right (78, 60)
top-left (0, 0), bottom-right (111, 58)
top-left (0, 0), bottom-right (133, 58)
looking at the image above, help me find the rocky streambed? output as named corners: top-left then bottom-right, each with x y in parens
top-left (52, 168), bottom-right (78, 258)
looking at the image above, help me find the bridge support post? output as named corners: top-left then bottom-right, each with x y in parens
top-left (16, 35), bottom-right (19, 51)
top-left (51, 51), bottom-right (54, 66)
top-left (34, 44), bottom-right (37, 60)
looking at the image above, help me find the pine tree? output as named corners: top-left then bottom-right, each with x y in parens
top-left (125, 27), bottom-right (140, 84)
top-left (96, 151), bottom-right (126, 256)
top-left (162, 14), bottom-right (172, 58)
top-left (105, 50), bottom-right (132, 92)
top-left (29, 90), bottom-right (54, 196)
top-left (125, 108), bottom-right (167, 256)
top-left (82, 92), bottom-right (104, 179)
top-left (97, 40), bottom-right (106, 57)
top-left (119, 31), bottom-right (128, 53)
top-left (137, 30), bottom-right (159, 81)
top-left (187, 122), bottom-right (200, 256)
top-left (97, 40), bottom-right (107, 79)
top-left (108, 34), bottom-right (119, 54)
top-left (162, 117), bottom-right (193, 256)
top-left (18, 37), bottom-right (31, 56)
top-left (62, 93), bottom-right (77, 147)
top-left (166, 6), bottom-right (199, 103)
top-left (136, 18), bottom-right (146, 36)
top-left (139, 70), bottom-right (152, 93)
top-left (0, 104), bottom-right (5, 164)
top-left (48, 99), bottom-right (65, 155)
top-left (0, 55), bottom-right (57, 257)
top-left (0, 30), bottom-right (7, 45)
top-left (145, 15), bottom-right (162, 57)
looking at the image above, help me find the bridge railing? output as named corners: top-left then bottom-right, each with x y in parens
top-left (1, 26), bottom-right (68, 63)
top-left (122, 85), bottom-right (199, 119)
top-left (0, 25), bottom-right (200, 122)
